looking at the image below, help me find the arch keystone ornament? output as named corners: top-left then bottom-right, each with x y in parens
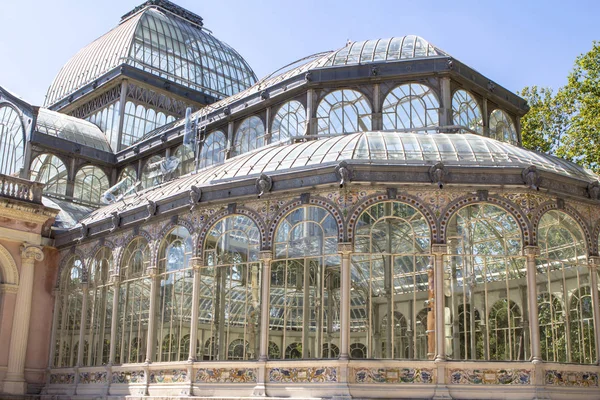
top-left (256, 173), bottom-right (272, 198)
top-left (110, 211), bottom-right (120, 232)
top-left (522, 165), bottom-right (541, 190)
top-left (145, 199), bottom-right (157, 220)
top-left (429, 162), bottom-right (448, 188)
top-left (189, 185), bottom-right (202, 210)
top-left (335, 161), bottom-right (352, 188)
top-left (588, 180), bottom-right (600, 200)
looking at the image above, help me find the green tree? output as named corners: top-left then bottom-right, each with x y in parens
top-left (520, 41), bottom-right (600, 172)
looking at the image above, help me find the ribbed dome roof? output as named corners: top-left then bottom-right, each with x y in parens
top-left (44, 4), bottom-right (256, 106)
top-left (80, 131), bottom-right (598, 224)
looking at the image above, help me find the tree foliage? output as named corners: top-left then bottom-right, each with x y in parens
top-left (520, 41), bottom-right (600, 172)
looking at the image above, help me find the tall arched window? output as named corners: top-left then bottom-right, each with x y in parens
top-left (30, 154), bottom-right (67, 196)
top-left (351, 201), bottom-right (432, 359)
top-left (382, 83), bottom-right (439, 130)
top-left (271, 100), bottom-right (306, 143)
top-left (452, 90), bottom-right (482, 133)
top-left (55, 256), bottom-right (84, 367)
top-left (489, 109), bottom-right (517, 145)
top-left (234, 116), bottom-right (265, 156)
top-left (155, 226), bottom-right (193, 362)
top-left (537, 210), bottom-right (595, 364)
top-left (113, 166), bottom-right (138, 200)
top-left (141, 155), bottom-right (163, 189)
top-left (73, 165), bottom-right (109, 204)
top-left (116, 237), bottom-right (151, 364)
top-left (84, 247), bottom-right (113, 366)
top-left (270, 206), bottom-right (340, 359)
top-left (199, 130), bottom-right (226, 169)
top-left (0, 105), bottom-right (25, 176)
top-left (317, 89), bottom-right (371, 135)
top-left (201, 215), bottom-right (261, 361)
top-left (445, 204), bottom-right (526, 361)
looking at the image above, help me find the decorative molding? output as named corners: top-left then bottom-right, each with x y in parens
top-left (353, 367), bottom-right (434, 384)
top-left (149, 369), bottom-right (187, 383)
top-left (448, 369), bottom-right (531, 385)
top-left (335, 161), bottom-right (352, 188)
top-left (522, 166), bottom-right (541, 191)
top-left (269, 367), bottom-right (337, 383)
top-left (429, 162), bottom-right (448, 188)
top-left (195, 368), bottom-right (256, 383)
top-left (256, 174), bottom-right (273, 198)
top-left (0, 283), bottom-right (18, 294)
top-left (0, 243), bottom-right (19, 285)
top-left (21, 243), bottom-right (44, 262)
top-left (189, 185), bottom-right (202, 211)
top-left (545, 370), bottom-right (598, 387)
top-left (79, 371), bottom-right (107, 384)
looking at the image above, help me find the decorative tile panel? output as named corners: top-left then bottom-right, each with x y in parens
top-left (149, 369), bottom-right (187, 383)
top-left (111, 370), bottom-right (145, 384)
top-left (352, 367), bottom-right (434, 384)
top-left (195, 368), bottom-right (257, 383)
top-left (49, 373), bottom-right (75, 384)
top-left (545, 370), bottom-right (599, 387)
top-left (448, 369), bottom-right (531, 385)
top-left (268, 367), bottom-right (337, 383)
top-left (79, 371), bottom-right (107, 384)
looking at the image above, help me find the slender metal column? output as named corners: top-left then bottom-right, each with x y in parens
top-left (108, 275), bottom-right (121, 364)
top-left (47, 288), bottom-right (62, 368)
top-left (372, 84), bottom-right (382, 131)
top-left (116, 79), bottom-right (129, 151)
top-left (145, 266), bottom-right (159, 363)
top-left (524, 246), bottom-right (541, 362)
top-left (188, 257), bottom-right (202, 361)
top-left (258, 251), bottom-right (272, 361)
top-left (77, 283), bottom-right (89, 366)
top-left (431, 244), bottom-right (447, 361)
top-left (440, 77), bottom-right (452, 127)
top-left (588, 257), bottom-right (600, 364)
top-left (4, 244), bottom-right (44, 395)
top-left (306, 89), bottom-right (315, 136)
top-left (338, 243), bottom-right (353, 360)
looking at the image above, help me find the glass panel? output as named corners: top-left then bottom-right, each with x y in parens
top-left (351, 201), bottom-right (433, 360)
top-left (271, 100), bottom-right (306, 143)
top-left (234, 116), bottom-right (265, 156)
top-left (382, 84), bottom-right (439, 130)
top-left (73, 165), bottom-right (110, 204)
top-left (0, 105), bottom-right (25, 176)
top-left (199, 130), bottom-right (226, 169)
top-left (489, 109), bottom-right (518, 145)
top-left (452, 90), bottom-right (483, 134)
top-left (444, 204), bottom-right (527, 361)
top-left (29, 154), bottom-right (68, 196)
top-left (317, 89), bottom-right (372, 135)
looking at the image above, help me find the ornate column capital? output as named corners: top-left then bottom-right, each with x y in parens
top-left (146, 265), bottom-right (158, 277)
top-left (20, 244), bottom-right (44, 262)
top-left (588, 256), bottom-right (600, 268)
top-left (523, 245), bottom-right (540, 258)
top-left (189, 257), bottom-right (203, 270)
top-left (337, 242), bottom-right (353, 256)
top-left (110, 274), bottom-right (121, 284)
top-left (431, 244), bottom-right (448, 255)
top-left (259, 251), bottom-right (273, 262)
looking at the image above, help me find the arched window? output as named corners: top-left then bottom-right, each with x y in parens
top-left (350, 343), bottom-right (367, 359)
top-left (141, 155), bottom-right (163, 189)
top-left (489, 109), bottom-right (517, 145)
top-left (537, 210), bottom-right (594, 364)
top-left (113, 166), bottom-right (138, 200)
top-left (73, 165), bottom-right (109, 204)
top-left (55, 256), bottom-right (84, 367)
top-left (317, 89), bottom-right (371, 135)
top-left (322, 343), bottom-right (340, 358)
top-left (285, 343), bottom-right (303, 359)
top-left (452, 90), bottom-right (482, 133)
top-left (84, 247), bottom-right (113, 366)
top-left (179, 334), bottom-right (199, 360)
top-left (446, 204), bottom-right (526, 361)
top-left (234, 116), bottom-right (265, 156)
top-left (199, 130), bottom-right (226, 169)
top-left (415, 307), bottom-right (430, 359)
top-left (488, 299), bottom-right (522, 361)
top-left (271, 100), bottom-right (306, 143)
top-left (382, 83), bottom-right (439, 130)
top-left (155, 226), bottom-right (193, 362)
top-left (351, 201), bottom-right (431, 359)
top-left (203, 337), bottom-right (217, 361)
top-left (201, 215), bottom-right (261, 361)
top-left (174, 145), bottom-right (195, 176)
top-left (268, 341), bottom-right (280, 359)
top-left (228, 339), bottom-right (249, 360)
top-left (0, 105), bottom-right (25, 176)
top-left (115, 237), bottom-right (150, 363)
top-left (30, 154), bottom-right (67, 196)
top-left (270, 206), bottom-right (340, 359)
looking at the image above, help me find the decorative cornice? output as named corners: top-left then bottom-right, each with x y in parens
top-left (0, 201), bottom-right (57, 224)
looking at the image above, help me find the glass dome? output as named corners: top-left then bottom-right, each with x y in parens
top-left (36, 109), bottom-right (112, 152)
top-left (44, 4), bottom-right (256, 106)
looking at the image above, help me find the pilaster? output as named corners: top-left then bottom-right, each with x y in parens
top-left (338, 242), bottom-right (353, 360)
top-left (188, 257), bottom-right (202, 362)
top-left (524, 245), bottom-right (541, 363)
top-left (431, 244), bottom-right (447, 362)
top-left (588, 256), bottom-right (600, 364)
top-left (145, 265), bottom-right (159, 364)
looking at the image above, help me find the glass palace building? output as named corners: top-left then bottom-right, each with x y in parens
top-left (0, 1), bottom-right (599, 399)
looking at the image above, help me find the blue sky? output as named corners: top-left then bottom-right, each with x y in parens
top-left (0, 0), bottom-right (597, 105)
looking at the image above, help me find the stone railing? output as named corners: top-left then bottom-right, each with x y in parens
top-left (0, 174), bottom-right (43, 204)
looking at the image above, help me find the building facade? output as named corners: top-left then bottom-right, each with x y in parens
top-left (0, 1), bottom-right (599, 399)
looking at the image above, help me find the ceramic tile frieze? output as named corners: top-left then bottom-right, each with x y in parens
top-left (268, 367), bottom-right (337, 383)
top-left (49, 373), bottom-right (75, 384)
top-left (352, 367), bottom-right (435, 384)
top-left (448, 369), bottom-right (531, 385)
top-left (149, 369), bottom-right (187, 383)
top-left (78, 371), bottom-right (107, 384)
top-left (194, 368), bottom-right (257, 383)
top-left (545, 370), bottom-right (599, 387)
top-left (111, 370), bottom-right (145, 384)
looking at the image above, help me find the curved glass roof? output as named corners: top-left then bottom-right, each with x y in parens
top-left (326, 36), bottom-right (447, 66)
top-left (36, 108), bottom-right (112, 152)
top-left (45, 5), bottom-right (256, 106)
top-left (82, 132), bottom-right (598, 224)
